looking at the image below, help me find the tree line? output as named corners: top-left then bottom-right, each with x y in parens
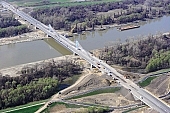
top-left (0, 78), bottom-right (58, 109)
top-left (98, 33), bottom-right (170, 73)
top-left (0, 59), bottom-right (82, 109)
top-left (0, 16), bottom-right (20, 28)
top-left (0, 16), bottom-right (30, 38)
top-left (30, 0), bottom-right (170, 32)
top-left (146, 51), bottom-right (170, 72)
top-left (0, 25), bottom-right (30, 37)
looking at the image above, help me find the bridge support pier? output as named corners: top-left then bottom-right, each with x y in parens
top-left (16, 15), bottom-right (20, 19)
top-left (27, 24), bottom-right (31, 29)
top-left (101, 71), bottom-right (105, 74)
top-left (73, 52), bottom-right (78, 56)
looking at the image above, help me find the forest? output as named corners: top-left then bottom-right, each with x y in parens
top-left (30, 0), bottom-right (170, 32)
top-left (0, 16), bottom-right (30, 38)
top-left (99, 33), bottom-right (170, 73)
top-left (0, 16), bottom-right (20, 28)
top-left (146, 51), bottom-right (170, 72)
top-left (1, 0), bottom-right (170, 36)
top-left (0, 60), bottom-right (82, 109)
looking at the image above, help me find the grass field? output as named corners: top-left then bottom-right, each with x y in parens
top-left (6, 105), bottom-right (42, 113)
top-left (138, 76), bottom-right (157, 87)
top-left (67, 87), bottom-right (121, 100)
top-left (7, 0), bottom-right (121, 8)
top-left (0, 99), bottom-right (48, 113)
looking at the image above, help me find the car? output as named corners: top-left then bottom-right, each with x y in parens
top-left (109, 72), bottom-right (112, 75)
top-left (114, 78), bottom-right (118, 80)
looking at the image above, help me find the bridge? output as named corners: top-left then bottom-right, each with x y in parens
top-left (1, 1), bottom-right (170, 113)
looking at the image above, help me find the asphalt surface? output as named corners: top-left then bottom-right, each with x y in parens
top-left (1, 1), bottom-right (170, 113)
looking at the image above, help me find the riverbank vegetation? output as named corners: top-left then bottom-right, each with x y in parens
top-left (30, 0), bottom-right (170, 33)
top-left (0, 78), bottom-right (57, 110)
top-left (0, 60), bottom-right (82, 110)
top-left (99, 33), bottom-right (170, 73)
top-left (0, 16), bottom-right (30, 38)
top-left (146, 51), bottom-right (170, 72)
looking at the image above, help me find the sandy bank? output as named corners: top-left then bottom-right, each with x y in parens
top-left (0, 55), bottom-right (81, 77)
top-left (0, 30), bottom-right (49, 46)
top-left (0, 29), bottom-right (73, 46)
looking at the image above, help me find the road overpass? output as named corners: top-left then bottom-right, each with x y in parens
top-left (1, 1), bottom-right (170, 113)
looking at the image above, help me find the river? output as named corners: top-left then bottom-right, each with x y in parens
top-left (0, 15), bottom-right (170, 69)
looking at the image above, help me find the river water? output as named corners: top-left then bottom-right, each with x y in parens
top-left (0, 15), bottom-right (170, 69)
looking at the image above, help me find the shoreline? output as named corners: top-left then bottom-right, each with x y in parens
top-left (0, 55), bottom-right (81, 77)
top-left (0, 48), bottom-right (100, 77)
top-left (0, 31), bottom-right (48, 46)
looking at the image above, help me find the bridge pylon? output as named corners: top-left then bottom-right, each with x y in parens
top-left (90, 64), bottom-right (94, 70)
top-left (46, 34), bottom-right (49, 37)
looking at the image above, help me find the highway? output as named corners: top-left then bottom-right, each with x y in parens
top-left (1, 1), bottom-right (170, 113)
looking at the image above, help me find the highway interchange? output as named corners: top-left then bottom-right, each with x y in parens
top-left (1, 1), bottom-right (170, 113)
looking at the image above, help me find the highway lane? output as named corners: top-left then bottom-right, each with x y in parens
top-left (1, 1), bottom-right (170, 113)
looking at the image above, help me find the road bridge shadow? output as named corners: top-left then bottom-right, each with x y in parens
top-left (44, 38), bottom-right (72, 55)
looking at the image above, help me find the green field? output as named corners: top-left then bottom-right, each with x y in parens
top-left (138, 76), bottom-right (157, 87)
top-left (7, 0), bottom-right (121, 8)
top-left (67, 87), bottom-right (121, 100)
top-left (0, 100), bottom-right (48, 113)
top-left (6, 105), bottom-right (42, 113)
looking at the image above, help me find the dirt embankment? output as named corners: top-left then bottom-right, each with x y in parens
top-left (146, 73), bottom-right (170, 104)
top-left (49, 73), bottom-right (139, 113)
top-left (146, 74), bottom-right (170, 96)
